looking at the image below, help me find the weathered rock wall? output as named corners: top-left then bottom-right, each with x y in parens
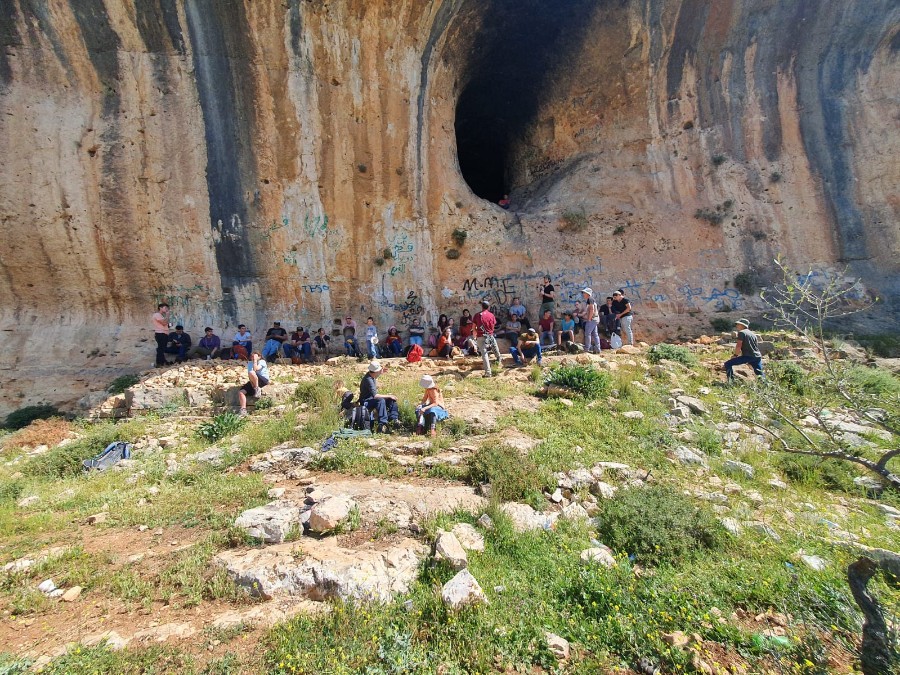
top-left (0, 0), bottom-right (897, 413)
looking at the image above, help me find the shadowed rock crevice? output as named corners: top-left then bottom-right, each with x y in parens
top-left (452, 0), bottom-right (600, 203)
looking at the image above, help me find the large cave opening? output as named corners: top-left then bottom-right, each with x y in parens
top-left (453, 0), bottom-right (599, 204)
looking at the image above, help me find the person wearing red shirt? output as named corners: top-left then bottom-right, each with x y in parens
top-left (473, 300), bottom-right (501, 377)
top-left (538, 309), bottom-right (555, 346)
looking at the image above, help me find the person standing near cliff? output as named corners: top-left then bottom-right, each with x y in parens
top-left (473, 300), bottom-right (501, 378)
top-left (611, 289), bottom-right (634, 346)
top-left (539, 276), bottom-right (556, 317)
top-left (152, 303), bottom-right (170, 367)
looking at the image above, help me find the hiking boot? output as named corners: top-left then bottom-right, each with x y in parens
top-left (254, 387), bottom-right (262, 398)
top-left (238, 408), bottom-right (248, 417)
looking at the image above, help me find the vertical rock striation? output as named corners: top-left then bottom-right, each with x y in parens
top-left (0, 0), bottom-right (897, 412)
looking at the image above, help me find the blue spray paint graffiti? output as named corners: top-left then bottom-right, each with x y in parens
top-left (678, 284), bottom-right (743, 310)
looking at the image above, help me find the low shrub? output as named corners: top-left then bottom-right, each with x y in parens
top-left (544, 365), bottom-right (610, 399)
top-left (846, 365), bottom-right (900, 395)
top-left (733, 271), bottom-right (758, 296)
top-left (712, 153), bottom-right (727, 166)
top-left (196, 412), bottom-right (245, 443)
top-left (23, 421), bottom-right (141, 479)
top-left (107, 374), bottom-right (140, 395)
top-left (451, 228), bottom-right (468, 247)
top-left (857, 334), bottom-right (900, 358)
top-left (560, 209), bottom-right (589, 232)
top-left (776, 454), bottom-right (858, 493)
top-left (468, 444), bottom-right (548, 504)
top-left (292, 379), bottom-right (336, 409)
top-left (597, 485), bottom-right (728, 566)
top-left (445, 248), bottom-right (461, 260)
top-left (768, 361), bottom-right (810, 395)
top-left (253, 396), bottom-right (275, 410)
top-left (647, 344), bottom-right (696, 366)
top-left (710, 317), bottom-right (733, 333)
top-left (1, 417), bottom-right (72, 451)
top-left (3, 405), bottom-right (60, 431)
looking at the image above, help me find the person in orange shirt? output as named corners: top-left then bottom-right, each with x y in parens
top-left (152, 303), bottom-right (170, 367)
top-left (416, 375), bottom-right (450, 436)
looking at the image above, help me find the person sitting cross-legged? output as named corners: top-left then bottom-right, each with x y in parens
top-left (188, 327), bottom-right (220, 360)
top-left (416, 374), bottom-right (450, 437)
top-left (164, 325), bottom-right (192, 362)
top-left (238, 352), bottom-right (270, 416)
top-left (510, 327), bottom-right (543, 367)
top-left (359, 361), bottom-right (399, 433)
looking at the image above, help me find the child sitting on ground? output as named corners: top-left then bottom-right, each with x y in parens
top-left (416, 374), bottom-right (449, 437)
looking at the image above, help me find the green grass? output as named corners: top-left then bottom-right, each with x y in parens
top-left (543, 364), bottom-right (611, 398)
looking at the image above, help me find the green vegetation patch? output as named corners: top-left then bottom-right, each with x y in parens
top-left (647, 343), bottom-right (697, 366)
top-left (3, 405), bottom-right (60, 431)
top-left (543, 364), bottom-right (611, 399)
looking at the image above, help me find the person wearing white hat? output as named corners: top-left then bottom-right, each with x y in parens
top-left (580, 288), bottom-right (601, 354)
top-left (416, 374), bottom-right (449, 437)
top-left (724, 319), bottom-right (764, 382)
top-left (359, 361), bottom-right (399, 432)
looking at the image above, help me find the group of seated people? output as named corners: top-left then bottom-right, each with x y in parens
top-left (354, 361), bottom-right (449, 436)
top-left (153, 285), bottom-right (633, 369)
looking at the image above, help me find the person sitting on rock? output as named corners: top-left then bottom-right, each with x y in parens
top-left (724, 319), bottom-right (765, 383)
top-left (343, 316), bottom-right (360, 356)
top-left (408, 317), bottom-right (425, 347)
top-left (508, 297), bottom-right (530, 329)
top-left (285, 326), bottom-right (312, 363)
top-left (416, 374), bottom-right (450, 437)
top-left (262, 321), bottom-right (288, 360)
top-left (385, 326), bottom-right (403, 357)
top-left (359, 361), bottom-right (399, 433)
top-left (456, 314), bottom-right (479, 355)
top-left (238, 352), bottom-right (270, 416)
top-left (364, 317), bottom-right (379, 358)
top-left (538, 309), bottom-right (555, 346)
top-left (498, 194), bottom-right (511, 209)
top-left (313, 328), bottom-right (331, 358)
top-left (510, 327), bottom-right (543, 367)
top-left (557, 312), bottom-right (576, 347)
top-left (164, 325), bottom-right (191, 362)
top-left (430, 327), bottom-right (454, 359)
top-left (232, 324), bottom-right (252, 359)
top-left (501, 313), bottom-right (522, 344)
top-left (188, 327), bottom-right (220, 360)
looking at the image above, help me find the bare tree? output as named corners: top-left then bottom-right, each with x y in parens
top-left (729, 259), bottom-right (899, 490)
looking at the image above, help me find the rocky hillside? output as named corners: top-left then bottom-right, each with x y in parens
top-left (1, 0), bottom-right (898, 414)
top-left (0, 334), bottom-right (897, 672)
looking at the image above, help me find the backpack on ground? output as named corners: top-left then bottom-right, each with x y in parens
top-left (599, 338), bottom-right (612, 351)
top-left (350, 404), bottom-right (372, 431)
top-left (83, 441), bottom-right (132, 472)
top-left (610, 333), bottom-right (623, 349)
top-left (232, 344), bottom-right (249, 361)
top-left (406, 344), bottom-right (423, 363)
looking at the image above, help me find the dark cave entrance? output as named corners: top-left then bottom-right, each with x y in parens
top-left (453, 0), bottom-right (598, 204)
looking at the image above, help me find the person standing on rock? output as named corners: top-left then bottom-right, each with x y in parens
top-left (724, 319), bottom-right (764, 383)
top-left (360, 361), bottom-right (399, 433)
top-left (580, 288), bottom-right (601, 354)
top-left (152, 303), bottom-right (170, 367)
top-left (238, 352), bottom-right (270, 416)
top-left (611, 289), bottom-right (634, 346)
top-left (473, 300), bottom-right (501, 378)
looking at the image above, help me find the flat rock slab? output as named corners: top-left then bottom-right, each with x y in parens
top-left (216, 536), bottom-right (427, 602)
top-left (449, 395), bottom-right (540, 433)
top-left (234, 500), bottom-right (304, 543)
top-left (278, 477), bottom-right (485, 531)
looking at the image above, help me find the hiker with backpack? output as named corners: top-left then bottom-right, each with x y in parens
top-left (416, 374), bottom-right (449, 437)
top-left (359, 361), bottom-right (400, 433)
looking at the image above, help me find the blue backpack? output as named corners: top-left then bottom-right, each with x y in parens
top-left (83, 441), bottom-right (132, 472)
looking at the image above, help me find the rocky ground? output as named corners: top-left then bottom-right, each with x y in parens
top-left (0, 333), bottom-right (898, 673)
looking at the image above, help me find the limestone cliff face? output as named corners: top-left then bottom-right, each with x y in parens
top-left (0, 0), bottom-right (897, 413)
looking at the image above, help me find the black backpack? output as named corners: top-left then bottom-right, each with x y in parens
top-left (350, 404), bottom-right (371, 431)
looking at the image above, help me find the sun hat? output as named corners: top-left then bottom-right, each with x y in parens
top-left (368, 361), bottom-right (383, 373)
top-left (581, 287), bottom-right (593, 296)
top-left (419, 374), bottom-right (436, 389)
top-left (735, 318), bottom-right (750, 328)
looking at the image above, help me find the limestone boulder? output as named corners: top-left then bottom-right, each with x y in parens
top-left (308, 495), bottom-right (357, 534)
top-left (234, 501), bottom-right (304, 543)
top-left (434, 530), bottom-right (468, 570)
top-left (441, 569), bottom-right (488, 609)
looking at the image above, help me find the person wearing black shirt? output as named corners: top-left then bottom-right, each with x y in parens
top-left (611, 290), bottom-right (633, 346)
top-left (262, 321), bottom-right (288, 359)
top-left (164, 325), bottom-right (192, 362)
top-left (599, 296), bottom-right (618, 336)
top-left (359, 361), bottom-right (399, 432)
top-left (539, 276), bottom-right (555, 316)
